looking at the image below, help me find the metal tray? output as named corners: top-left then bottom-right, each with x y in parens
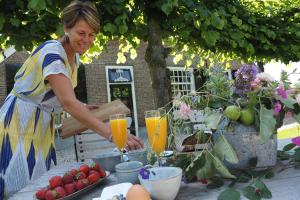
top-left (35, 171), bottom-right (110, 200)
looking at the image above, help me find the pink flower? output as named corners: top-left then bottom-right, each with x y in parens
top-left (274, 101), bottom-right (282, 116)
top-left (292, 137), bottom-right (300, 146)
top-left (179, 102), bottom-right (191, 120)
top-left (275, 84), bottom-right (288, 99)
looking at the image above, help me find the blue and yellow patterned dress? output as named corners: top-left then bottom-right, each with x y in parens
top-left (0, 40), bottom-right (78, 198)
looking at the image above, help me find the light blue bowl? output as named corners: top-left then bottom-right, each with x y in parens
top-left (115, 161), bottom-right (143, 184)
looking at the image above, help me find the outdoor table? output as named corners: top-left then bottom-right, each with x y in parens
top-left (10, 161), bottom-right (300, 200)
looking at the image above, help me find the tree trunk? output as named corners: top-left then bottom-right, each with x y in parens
top-left (145, 12), bottom-right (171, 109)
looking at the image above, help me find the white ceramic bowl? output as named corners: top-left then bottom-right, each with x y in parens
top-left (138, 167), bottom-right (182, 200)
top-left (115, 161), bottom-right (143, 184)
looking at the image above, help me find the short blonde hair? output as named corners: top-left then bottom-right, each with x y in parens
top-left (62, 0), bottom-right (100, 33)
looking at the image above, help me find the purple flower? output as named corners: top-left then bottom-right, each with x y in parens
top-left (274, 101), bottom-right (282, 116)
top-left (276, 84), bottom-right (288, 99)
top-left (139, 168), bottom-right (150, 179)
top-left (292, 137), bottom-right (300, 146)
top-left (234, 63), bottom-right (259, 94)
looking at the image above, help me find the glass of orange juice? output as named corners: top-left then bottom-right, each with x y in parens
top-left (110, 113), bottom-right (128, 162)
top-left (145, 108), bottom-right (167, 166)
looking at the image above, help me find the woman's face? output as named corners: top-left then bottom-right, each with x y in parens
top-left (65, 19), bottom-right (96, 54)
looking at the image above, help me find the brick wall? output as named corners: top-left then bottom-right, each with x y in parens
top-left (85, 41), bottom-right (155, 126)
top-left (0, 51), bottom-right (29, 105)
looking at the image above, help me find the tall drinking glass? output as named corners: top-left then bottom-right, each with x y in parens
top-left (145, 109), bottom-right (167, 166)
top-left (110, 114), bottom-right (127, 162)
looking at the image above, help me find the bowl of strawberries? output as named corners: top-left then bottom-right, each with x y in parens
top-left (35, 162), bottom-right (109, 200)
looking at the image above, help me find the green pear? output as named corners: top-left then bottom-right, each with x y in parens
top-left (239, 108), bottom-right (255, 125)
top-left (224, 105), bottom-right (241, 121)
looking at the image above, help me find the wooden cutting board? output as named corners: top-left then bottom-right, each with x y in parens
top-left (61, 99), bottom-right (130, 138)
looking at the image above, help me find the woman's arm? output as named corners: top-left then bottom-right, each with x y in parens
top-left (47, 73), bottom-right (111, 139)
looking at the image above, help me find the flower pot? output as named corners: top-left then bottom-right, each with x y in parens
top-left (223, 122), bottom-right (277, 169)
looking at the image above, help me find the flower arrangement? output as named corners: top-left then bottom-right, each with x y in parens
top-left (163, 63), bottom-right (300, 198)
top-left (232, 64), bottom-right (300, 143)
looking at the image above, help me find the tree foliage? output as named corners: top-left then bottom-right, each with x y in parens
top-left (0, 0), bottom-right (299, 107)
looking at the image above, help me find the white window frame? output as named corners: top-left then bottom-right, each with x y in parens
top-left (105, 65), bottom-right (139, 136)
top-left (167, 66), bottom-right (196, 97)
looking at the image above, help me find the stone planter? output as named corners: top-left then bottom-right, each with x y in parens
top-left (223, 122), bottom-right (277, 169)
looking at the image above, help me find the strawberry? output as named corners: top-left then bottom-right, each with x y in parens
top-left (64, 183), bottom-right (76, 195)
top-left (79, 164), bottom-right (90, 175)
top-left (45, 190), bottom-right (57, 200)
top-left (87, 173), bottom-right (100, 184)
top-left (98, 168), bottom-right (106, 178)
top-left (62, 172), bottom-right (73, 184)
top-left (75, 179), bottom-right (89, 190)
top-left (90, 163), bottom-right (101, 172)
top-left (35, 187), bottom-right (48, 200)
top-left (88, 170), bottom-right (100, 176)
top-left (69, 168), bottom-right (78, 177)
top-left (54, 186), bottom-right (66, 198)
top-left (75, 171), bottom-right (87, 180)
top-left (49, 176), bottom-right (63, 189)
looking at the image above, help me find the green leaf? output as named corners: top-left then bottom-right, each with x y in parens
top-left (213, 134), bottom-right (239, 164)
top-left (204, 109), bottom-right (223, 130)
top-left (0, 16), bottom-right (5, 30)
top-left (228, 5), bottom-right (237, 13)
top-left (10, 18), bottom-right (20, 27)
top-left (283, 143), bottom-right (296, 151)
top-left (193, 19), bottom-right (201, 30)
top-left (242, 186), bottom-right (261, 200)
top-left (231, 16), bottom-right (242, 27)
top-left (28, 0), bottom-right (46, 11)
top-left (209, 152), bottom-right (236, 179)
top-left (295, 114), bottom-right (300, 123)
top-left (161, 3), bottom-right (173, 16)
top-left (293, 148), bottom-right (300, 162)
top-left (195, 151), bottom-right (215, 179)
top-left (186, 152), bottom-right (206, 178)
top-left (201, 31), bottom-right (220, 46)
top-left (207, 178), bottom-right (224, 189)
top-left (259, 106), bottom-right (276, 143)
top-left (103, 23), bottom-right (117, 34)
top-left (211, 12), bottom-right (225, 30)
top-left (277, 96), bottom-right (297, 109)
top-left (119, 25), bottom-right (128, 34)
top-left (218, 188), bottom-right (241, 200)
top-left (254, 180), bottom-right (272, 198)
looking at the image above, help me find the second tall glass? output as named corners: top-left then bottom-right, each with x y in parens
top-left (145, 109), bottom-right (167, 166)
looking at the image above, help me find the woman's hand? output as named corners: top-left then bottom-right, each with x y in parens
top-left (125, 133), bottom-right (144, 151)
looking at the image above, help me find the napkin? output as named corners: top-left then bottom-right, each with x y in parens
top-left (98, 182), bottom-right (133, 200)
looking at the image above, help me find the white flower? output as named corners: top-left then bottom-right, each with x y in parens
top-left (256, 72), bottom-right (275, 82)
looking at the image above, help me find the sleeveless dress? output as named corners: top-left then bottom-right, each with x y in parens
top-left (0, 40), bottom-right (78, 199)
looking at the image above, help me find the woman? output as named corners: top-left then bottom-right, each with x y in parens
top-left (0, 1), bottom-right (143, 198)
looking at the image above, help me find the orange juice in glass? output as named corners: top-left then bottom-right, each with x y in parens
top-left (145, 109), bottom-right (167, 166)
top-left (110, 114), bottom-right (127, 161)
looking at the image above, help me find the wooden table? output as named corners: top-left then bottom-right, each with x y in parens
top-left (10, 161), bottom-right (300, 200)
